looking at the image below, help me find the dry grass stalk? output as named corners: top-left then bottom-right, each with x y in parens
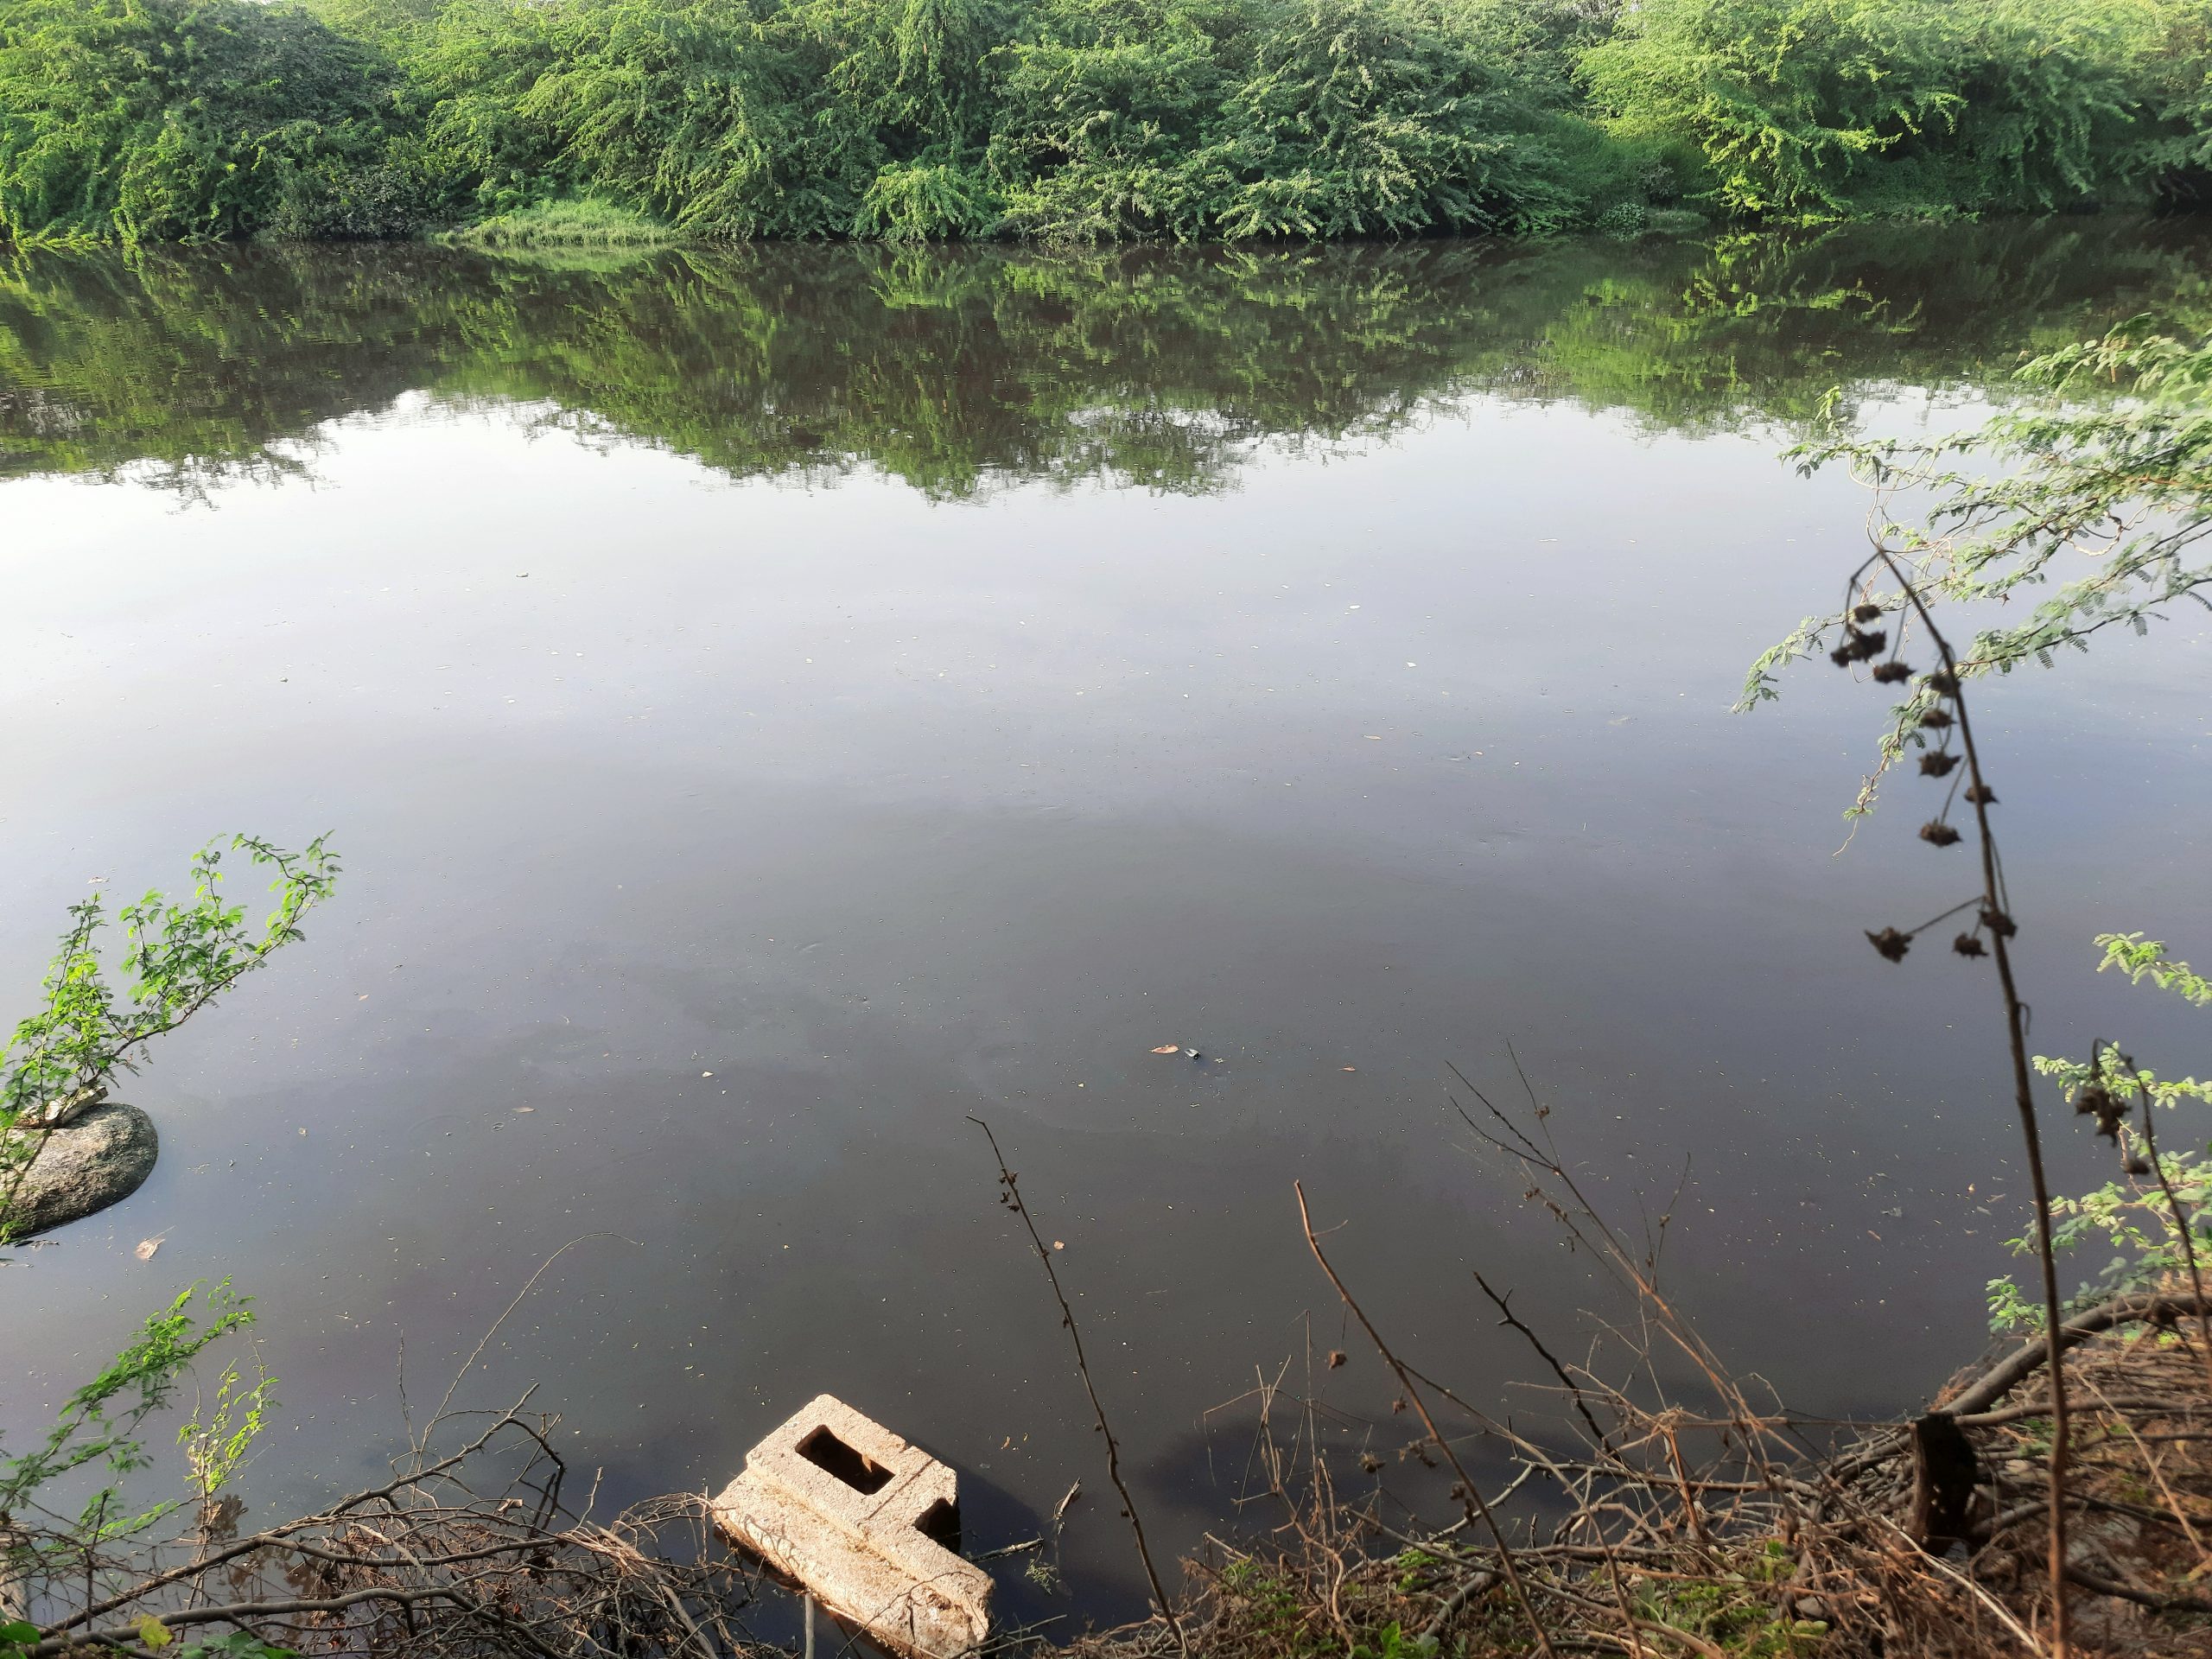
top-left (1052, 1077), bottom-right (2212, 1659)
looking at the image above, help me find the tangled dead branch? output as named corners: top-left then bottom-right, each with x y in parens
top-left (5, 1397), bottom-right (772, 1659)
top-left (1061, 1301), bottom-right (2212, 1659)
top-left (1055, 1076), bottom-right (2212, 1659)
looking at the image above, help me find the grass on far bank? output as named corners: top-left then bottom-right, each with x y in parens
top-left (443, 200), bottom-right (680, 250)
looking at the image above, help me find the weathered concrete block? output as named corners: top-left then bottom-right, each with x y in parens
top-left (711, 1395), bottom-right (990, 1659)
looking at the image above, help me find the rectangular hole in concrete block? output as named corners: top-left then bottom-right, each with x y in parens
top-left (798, 1427), bottom-right (892, 1494)
top-left (915, 1499), bottom-right (961, 1554)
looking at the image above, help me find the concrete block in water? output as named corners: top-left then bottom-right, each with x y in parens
top-left (711, 1395), bottom-right (990, 1659)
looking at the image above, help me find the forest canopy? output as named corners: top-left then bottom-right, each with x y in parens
top-left (1, 0), bottom-right (2209, 244)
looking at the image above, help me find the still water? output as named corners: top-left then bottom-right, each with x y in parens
top-left (3, 222), bottom-right (2208, 1618)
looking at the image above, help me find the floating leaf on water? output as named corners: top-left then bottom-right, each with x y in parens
top-left (134, 1235), bottom-right (166, 1261)
top-left (1150, 1044), bottom-right (1179, 1054)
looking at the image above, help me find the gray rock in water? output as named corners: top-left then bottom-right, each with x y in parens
top-left (6, 1103), bottom-right (158, 1237)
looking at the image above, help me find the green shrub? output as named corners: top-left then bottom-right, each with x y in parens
top-left (446, 195), bottom-right (678, 245)
top-left (855, 161), bottom-right (1001, 238)
top-left (411, 0), bottom-right (1010, 238)
top-left (1202, 0), bottom-right (1580, 238)
top-left (1581, 0), bottom-right (2196, 220)
top-left (6, 0), bottom-right (2209, 242)
top-left (986, 0), bottom-right (1592, 240)
top-left (983, 0), bottom-right (1236, 239)
top-left (0, 0), bottom-right (435, 243)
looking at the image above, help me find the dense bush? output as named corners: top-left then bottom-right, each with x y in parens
top-left (1581, 0), bottom-right (2206, 219)
top-left (402, 0), bottom-right (1595, 238)
top-left (1, 0), bottom-right (2209, 241)
top-left (982, 0), bottom-right (1591, 238)
top-left (0, 0), bottom-right (439, 242)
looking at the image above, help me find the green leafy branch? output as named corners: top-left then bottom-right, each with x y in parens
top-left (2096, 931), bottom-right (2212, 1007)
top-left (0, 1283), bottom-right (254, 1549)
top-left (0, 848), bottom-right (317, 1659)
top-left (1739, 321), bottom-right (2212, 820)
top-left (178, 1359), bottom-right (277, 1517)
top-left (0, 834), bottom-right (339, 1242)
top-left (1, 1619), bottom-right (292, 1659)
top-left (1988, 930), bottom-right (2212, 1333)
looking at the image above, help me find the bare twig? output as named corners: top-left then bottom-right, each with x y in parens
top-left (2119, 1047), bottom-right (2212, 1398)
top-left (1474, 1272), bottom-right (1614, 1455)
top-left (969, 1117), bottom-right (1185, 1655)
top-left (1294, 1181), bottom-right (1555, 1657)
top-left (1865, 548), bottom-right (2071, 1656)
top-left (423, 1233), bottom-right (641, 1455)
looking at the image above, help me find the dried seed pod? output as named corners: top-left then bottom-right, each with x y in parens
top-left (1866, 926), bottom-right (1911, 962)
top-left (1918, 821), bottom-right (1963, 848)
top-left (1964, 783), bottom-right (1998, 805)
top-left (2075, 1081), bottom-right (2126, 1141)
top-left (1852, 628), bottom-right (1888, 661)
top-left (1926, 671), bottom-right (1961, 696)
top-left (2124, 1156), bottom-right (2152, 1178)
top-left (1918, 751), bottom-right (1961, 777)
top-left (1872, 661), bottom-right (1914, 683)
top-left (1853, 603), bottom-right (1884, 623)
top-left (1919, 709), bottom-right (1954, 729)
top-left (1980, 906), bottom-right (2018, 938)
top-left (1359, 1452), bottom-right (1383, 1473)
top-left (1953, 933), bottom-right (1986, 957)
top-left (1327, 1351), bottom-right (1347, 1369)
top-left (1830, 644), bottom-right (1854, 667)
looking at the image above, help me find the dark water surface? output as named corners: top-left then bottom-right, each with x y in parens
top-left (4, 223), bottom-right (2208, 1619)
